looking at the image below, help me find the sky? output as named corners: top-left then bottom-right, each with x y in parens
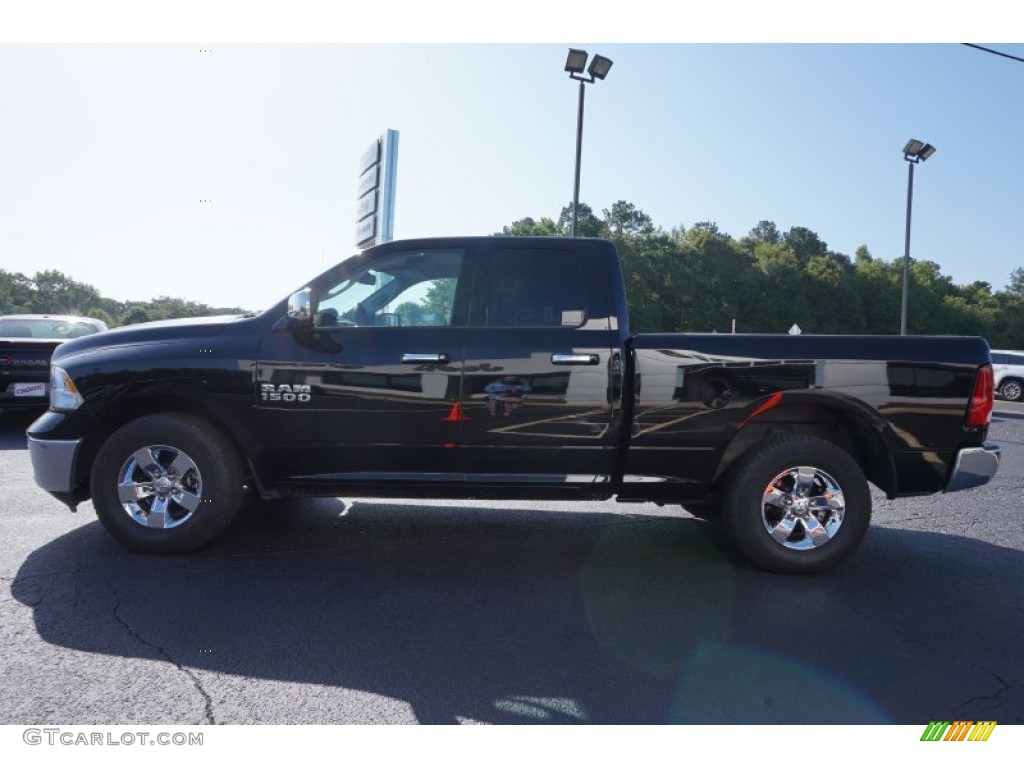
top-left (2, 4), bottom-right (1024, 312)
top-left (4, 2), bottom-right (1024, 759)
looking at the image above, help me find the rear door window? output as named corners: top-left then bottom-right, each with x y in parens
top-left (470, 247), bottom-right (587, 328)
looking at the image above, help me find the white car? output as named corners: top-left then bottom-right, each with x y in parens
top-left (991, 349), bottom-right (1024, 401)
top-left (0, 314), bottom-right (108, 411)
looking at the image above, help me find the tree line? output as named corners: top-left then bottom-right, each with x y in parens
top-left (4, 203), bottom-right (1022, 348)
top-left (0, 269), bottom-right (248, 327)
top-left (500, 201), bottom-right (1024, 348)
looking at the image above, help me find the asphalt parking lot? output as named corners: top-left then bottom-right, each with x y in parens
top-left (1, 404), bottom-right (1022, 725)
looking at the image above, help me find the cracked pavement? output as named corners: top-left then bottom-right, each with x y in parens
top-left (1, 404), bottom-right (1022, 724)
top-left (110, 590), bottom-right (217, 724)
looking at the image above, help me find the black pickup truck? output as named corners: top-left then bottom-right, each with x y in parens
top-left (27, 237), bottom-right (1000, 573)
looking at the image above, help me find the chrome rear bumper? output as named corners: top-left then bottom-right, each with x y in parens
top-left (945, 443), bottom-right (1001, 493)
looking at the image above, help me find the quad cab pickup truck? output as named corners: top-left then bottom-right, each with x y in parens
top-left (27, 237), bottom-right (1000, 573)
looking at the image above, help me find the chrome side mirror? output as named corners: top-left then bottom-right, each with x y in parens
top-left (287, 288), bottom-right (312, 326)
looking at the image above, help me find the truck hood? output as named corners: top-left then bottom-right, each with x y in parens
top-left (51, 315), bottom-right (257, 362)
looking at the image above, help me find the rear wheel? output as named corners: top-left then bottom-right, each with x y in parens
top-left (999, 378), bottom-right (1022, 402)
top-left (91, 413), bottom-right (244, 554)
top-left (721, 435), bottom-right (871, 574)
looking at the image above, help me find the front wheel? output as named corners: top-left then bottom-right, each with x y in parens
top-left (90, 413), bottom-right (244, 554)
top-left (721, 435), bottom-right (871, 574)
top-left (999, 378), bottom-right (1022, 402)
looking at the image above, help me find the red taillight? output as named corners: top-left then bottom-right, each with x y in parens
top-left (966, 364), bottom-right (994, 427)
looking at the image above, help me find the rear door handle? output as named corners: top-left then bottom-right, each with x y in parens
top-left (551, 353), bottom-right (599, 366)
top-left (402, 353), bottom-right (449, 364)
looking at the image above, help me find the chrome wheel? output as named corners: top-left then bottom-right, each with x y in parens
top-left (117, 444), bottom-right (202, 529)
top-left (723, 435), bottom-right (870, 573)
top-left (1000, 379), bottom-right (1022, 401)
top-left (760, 465), bottom-right (845, 550)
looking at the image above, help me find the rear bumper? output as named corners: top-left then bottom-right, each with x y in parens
top-left (945, 443), bottom-right (1001, 492)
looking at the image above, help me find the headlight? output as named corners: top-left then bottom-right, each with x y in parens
top-left (50, 366), bottom-right (84, 411)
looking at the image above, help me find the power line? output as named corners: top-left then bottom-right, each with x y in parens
top-left (962, 43), bottom-right (1024, 64)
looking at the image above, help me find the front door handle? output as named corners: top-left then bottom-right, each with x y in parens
top-left (551, 353), bottom-right (599, 366)
top-left (402, 353), bottom-right (449, 364)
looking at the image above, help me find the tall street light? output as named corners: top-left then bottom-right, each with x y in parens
top-left (899, 138), bottom-right (936, 335)
top-left (565, 49), bottom-right (613, 237)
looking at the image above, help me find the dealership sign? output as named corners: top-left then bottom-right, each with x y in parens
top-left (355, 129), bottom-right (399, 249)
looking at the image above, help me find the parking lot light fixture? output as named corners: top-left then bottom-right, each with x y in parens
top-left (565, 49), bottom-right (613, 237)
top-left (903, 139), bottom-right (925, 157)
top-left (564, 49), bottom-right (588, 75)
top-left (587, 54), bottom-right (613, 80)
top-left (900, 138), bottom-right (936, 335)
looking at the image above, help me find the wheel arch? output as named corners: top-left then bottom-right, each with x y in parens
top-left (74, 393), bottom-right (251, 500)
top-left (712, 395), bottom-right (898, 499)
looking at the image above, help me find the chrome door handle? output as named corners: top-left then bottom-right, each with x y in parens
top-left (402, 353), bottom-right (449, 364)
top-left (551, 353), bottom-right (599, 366)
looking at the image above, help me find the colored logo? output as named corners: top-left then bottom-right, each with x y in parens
top-left (920, 721), bottom-right (996, 742)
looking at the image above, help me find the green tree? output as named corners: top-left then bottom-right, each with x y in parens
top-left (674, 224), bottom-right (752, 332)
top-left (992, 291), bottom-right (1024, 348)
top-left (783, 226), bottom-right (828, 263)
top-left (0, 270), bottom-right (35, 313)
top-left (557, 202), bottom-right (607, 238)
top-left (120, 305), bottom-right (152, 325)
top-left (394, 301), bottom-right (422, 327)
top-left (603, 200), bottom-right (654, 237)
top-left (419, 279), bottom-right (457, 325)
top-left (806, 252), bottom-right (863, 333)
top-left (30, 270), bottom-right (101, 314)
top-left (750, 241), bottom-right (807, 332)
top-left (493, 204), bottom-right (1021, 340)
top-left (499, 216), bottom-right (559, 237)
top-left (615, 227), bottom-right (681, 332)
top-left (1007, 266), bottom-right (1024, 297)
top-left (747, 220), bottom-right (782, 245)
top-left (689, 221), bottom-right (727, 238)
top-left (903, 260), bottom-right (955, 334)
top-left (86, 307), bottom-right (116, 328)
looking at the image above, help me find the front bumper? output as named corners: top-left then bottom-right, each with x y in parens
top-left (945, 443), bottom-right (1001, 492)
top-left (28, 436), bottom-right (82, 494)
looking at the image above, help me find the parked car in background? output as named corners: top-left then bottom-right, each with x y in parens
top-left (991, 349), bottom-right (1024, 401)
top-left (0, 315), bottom-right (108, 411)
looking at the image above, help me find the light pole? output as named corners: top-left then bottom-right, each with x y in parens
top-left (564, 49), bottom-right (612, 237)
top-left (899, 138), bottom-right (936, 335)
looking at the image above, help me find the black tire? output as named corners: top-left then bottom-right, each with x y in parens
top-left (90, 413), bottom-right (244, 554)
top-left (721, 434), bottom-right (871, 574)
top-left (999, 378), bottom-right (1023, 402)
